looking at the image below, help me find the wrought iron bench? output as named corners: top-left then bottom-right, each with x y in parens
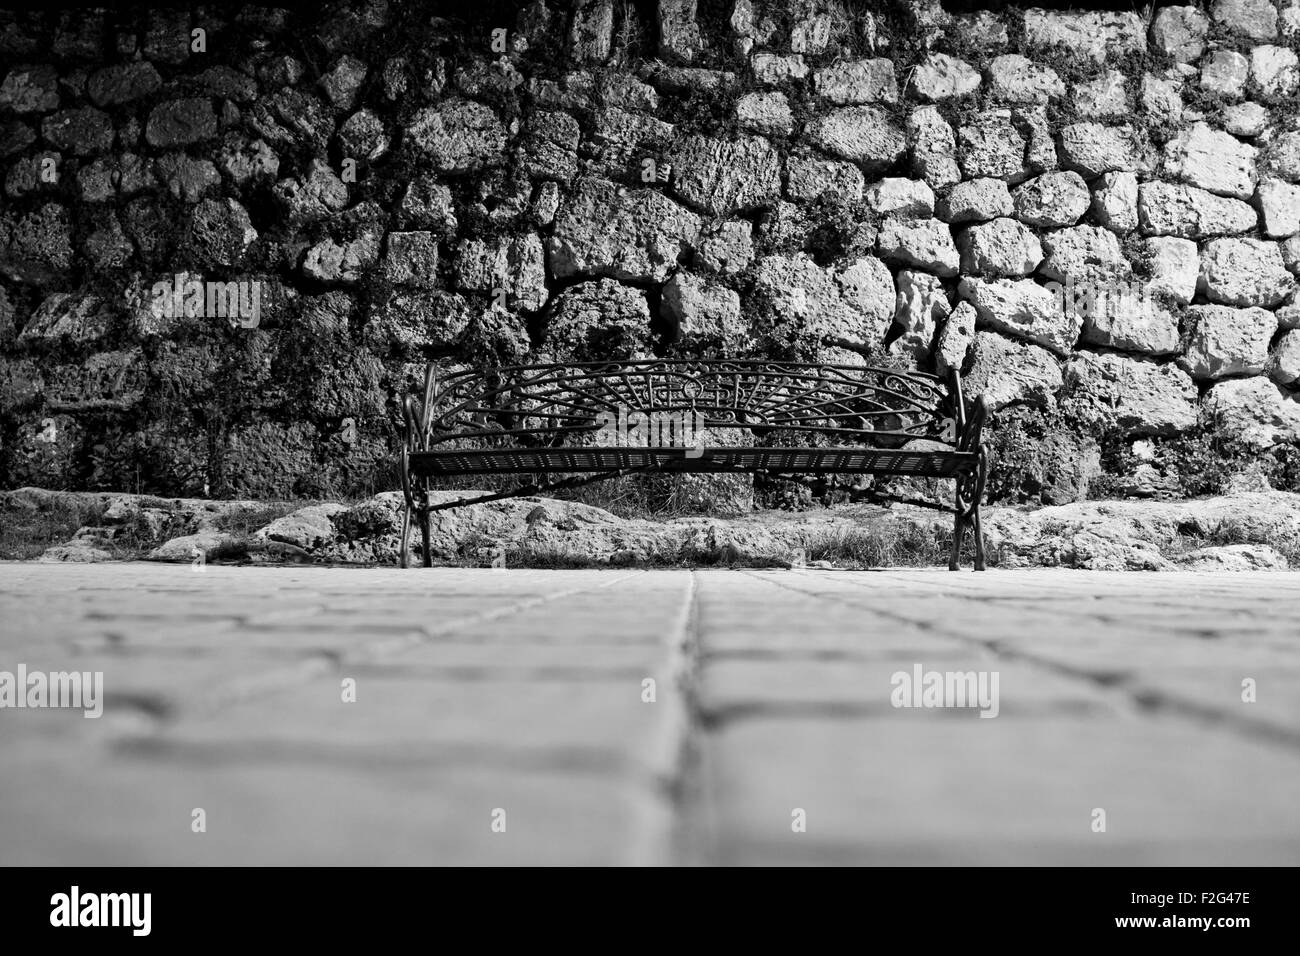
top-left (398, 359), bottom-right (990, 570)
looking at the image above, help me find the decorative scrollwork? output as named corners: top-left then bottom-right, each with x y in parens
top-left (422, 359), bottom-right (952, 448)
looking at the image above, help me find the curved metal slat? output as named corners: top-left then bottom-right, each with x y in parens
top-left (425, 360), bottom-right (951, 444)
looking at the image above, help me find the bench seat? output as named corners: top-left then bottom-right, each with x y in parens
top-left (410, 446), bottom-right (979, 478)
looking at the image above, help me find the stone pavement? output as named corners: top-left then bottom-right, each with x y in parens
top-left (1, 563), bottom-right (1298, 866)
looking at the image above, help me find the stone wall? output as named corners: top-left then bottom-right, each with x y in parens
top-left (2, 0), bottom-right (1299, 504)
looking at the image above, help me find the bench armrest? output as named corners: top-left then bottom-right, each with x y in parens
top-left (402, 365), bottom-right (444, 453)
top-left (946, 368), bottom-right (988, 452)
top-left (960, 394), bottom-right (989, 454)
top-left (401, 394), bottom-right (425, 452)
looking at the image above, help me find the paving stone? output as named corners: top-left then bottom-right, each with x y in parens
top-left (0, 736), bottom-right (658, 865)
top-left (2, 563), bottom-right (1299, 866)
top-left (700, 714), bottom-right (1300, 865)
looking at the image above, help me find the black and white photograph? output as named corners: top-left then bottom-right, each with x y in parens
top-left (0, 0), bottom-right (1295, 909)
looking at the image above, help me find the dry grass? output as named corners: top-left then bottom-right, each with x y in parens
top-left (0, 494), bottom-right (304, 561)
top-left (1166, 516), bottom-right (1300, 565)
top-left (490, 512), bottom-right (997, 570)
top-left (10, 487), bottom-right (1294, 571)
top-left (210, 503), bottom-right (301, 536)
top-left (799, 517), bottom-right (997, 569)
top-left (0, 499), bottom-right (107, 560)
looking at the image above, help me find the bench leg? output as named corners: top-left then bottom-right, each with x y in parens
top-left (420, 507), bottom-right (433, 569)
top-left (948, 510), bottom-right (965, 571)
top-left (400, 504), bottom-right (411, 569)
top-left (972, 506), bottom-right (987, 572)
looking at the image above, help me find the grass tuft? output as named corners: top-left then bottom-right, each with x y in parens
top-left (0, 497), bottom-right (107, 560)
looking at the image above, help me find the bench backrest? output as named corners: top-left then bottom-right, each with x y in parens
top-left (406, 359), bottom-right (965, 451)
